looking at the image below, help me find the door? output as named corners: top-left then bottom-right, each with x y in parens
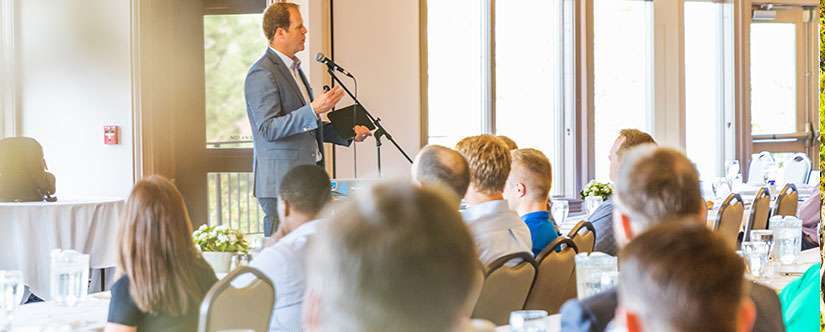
top-left (749, 4), bottom-right (819, 166)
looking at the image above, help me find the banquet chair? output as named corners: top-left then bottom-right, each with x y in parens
top-left (715, 193), bottom-right (745, 249)
top-left (461, 261), bottom-right (486, 318)
top-left (472, 252), bottom-right (537, 325)
top-left (198, 266), bottom-right (275, 332)
top-left (744, 187), bottom-right (771, 241)
top-left (567, 221), bottom-right (596, 254)
top-left (524, 238), bottom-right (578, 314)
top-left (746, 151), bottom-right (774, 184)
top-left (782, 153), bottom-right (811, 185)
top-left (774, 183), bottom-right (799, 218)
top-left (807, 170), bottom-right (819, 186)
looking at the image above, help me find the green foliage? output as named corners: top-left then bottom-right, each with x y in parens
top-left (204, 14), bottom-right (265, 144)
top-left (193, 224), bottom-right (250, 253)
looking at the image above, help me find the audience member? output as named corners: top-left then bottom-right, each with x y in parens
top-left (617, 223), bottom-right (756, 332)
top-left (588, 129), bottom-right (655, 256)
top-left (455, 135), bottom-right (532, 265)
top-left (496, 135), bottom-right (518, 150)
top-left (560, 145), bottom-right (785, 332)
top-left (411, 144), bottom-right (471, 203)
top-left (778, 263), bottom-right (820, 332)
top-left (105, 176), bottom-right (217, 331)
top-left (245, 165), bottom-right (331, 331)
top-left (303, 184), bottom-right (479, 332)
top-left (798, 192), bottom-right (820, 250)
top-left (504, 148), bottom-right (561, 255)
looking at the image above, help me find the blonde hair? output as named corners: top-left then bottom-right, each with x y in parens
top-left (455, 135), bottom-right (511, 195)
top-left (616, 129), bottom-right (656, 160)
top-left (511, 148), bottom-right (552, 200)
top-left (496, 135), bottom-right (518, 150)
top-left (117, 176), bottom-right (211, 316)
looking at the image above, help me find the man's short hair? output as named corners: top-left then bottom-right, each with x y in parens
top-left (497, 135), bottom-right (518, 150)
top-left (308, 184), bottom-right (477, 332)
top-left (278, 165), bottom-right (331, 215)
top-left (619, 223), bottom-right (747, 332)
top-left (455, 135), bottom-right (511, 194)
top-left (262, 2), bottom-right (299, 41)
top-left (413, 145), bottom-right (470, 198)
top-left (510, 148), bottom-right (552, 201)
top-left (615, 145), bottom-right (704, 231)
top-left (616, 128), bottom-right (656, 161)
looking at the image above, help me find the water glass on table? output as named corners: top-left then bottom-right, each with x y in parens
top-left (0, 271), bottom-right (22, 330)
top-left (551, 200), bottom-right (569, 225)
top-left (510, 310), bottom-right (548, 332)
top-left (769, 216), bottom-right (802, 265)
top-left (750, 230), bottom-right (774, 260)
top-left (49, 249), bottom-right (90, 307)
top-left (584, 196), bottom-right (603, 216)
top-left (575, 253), bottom-right (618, 299)
top-left (741, 241), bottom-right (770, 278)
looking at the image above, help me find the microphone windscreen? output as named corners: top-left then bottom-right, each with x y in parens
top-left (315, 52), bottom-right (326, 63)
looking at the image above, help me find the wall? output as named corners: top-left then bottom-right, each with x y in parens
top-left (330, 0), bottom-right (421, 180)
top-left (17, 0), bottom-right (134, 198)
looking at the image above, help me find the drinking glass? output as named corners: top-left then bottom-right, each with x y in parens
top-left (0, 271), bottom-right (22, 330)
top-left (769, 216), bottom-right (802, 265)
top-left (551, 200), bottom-right (569, 226)
top-left (741, 241), bottom-right (770, 278)
top-left (50, 249), bottom-right (90, 306)
top-left (750, 230), bottom-right (774, 258)
top-left (584, 196), bottom-right (603, 216)
top-left (711, 177), bottom-right (731, 200)
top-left (230, 254), bottom-right (252, 271)
top-left (725, 160), bottom-right (740, 182)
top-left (575, 253), bottom-right (618, 299)
top-left (509, 310), bottom-right (548, 332)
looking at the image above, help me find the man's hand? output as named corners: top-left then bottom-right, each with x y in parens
top-left (353, 125), bottom-right (372, 142)
top-left (311, 86), bottom-right (345, 115)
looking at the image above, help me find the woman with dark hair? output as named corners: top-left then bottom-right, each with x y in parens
top-left (105, 176), bottom-right (217, 331)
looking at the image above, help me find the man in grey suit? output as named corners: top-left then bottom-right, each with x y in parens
top-left (245, 2), bottom-right (371, 236)
top-left (560, 145), bottom-right (785, 332)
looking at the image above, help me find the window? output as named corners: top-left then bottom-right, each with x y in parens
top-left (592, 0), bottom-right (653, 181)
top-left (685, 1), bottom-right (726, 179)
top-left (750, 23), bottom-right (797, 135)
top-left (494, 0), bottom-right (562, 163)
top-left (426, 0), bottom-right (487, 147)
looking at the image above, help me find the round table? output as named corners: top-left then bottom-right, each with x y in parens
top-left (0, 198), bottom-right (125, 300)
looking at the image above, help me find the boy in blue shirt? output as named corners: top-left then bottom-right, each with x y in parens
top-left (504, 148), bottom-right (561, 255)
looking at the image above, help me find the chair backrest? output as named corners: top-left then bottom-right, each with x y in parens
top-left (782, 153), bottom-right (811, 185)
top-left (715, 193), bottom-right (745, 249)
top-left (566, 221), bottom-right (596, 254)
top-left (774, 183), bottom-right (799, 218)
top-left (524, 238), bottom-right (579, 314)
top-left (461, 261), bottom-right (486, 319)
top-left (745, 187), bottom-right (771, 240)
top-left (472, 252), bottom-right (537, 326)
top-left (747, 151), bottom-right (774, 184)
top-left (198, 267), bottom-right (276, 332)
top-left (807, 170), bottom-right (820, 186)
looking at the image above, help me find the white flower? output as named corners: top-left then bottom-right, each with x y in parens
top-left (217, 234), bottom-right (230, 243)
top-left (228, 233), bottom-right (238, 243)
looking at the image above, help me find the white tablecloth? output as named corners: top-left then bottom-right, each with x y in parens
top-left (0, 198), bottom-right (125, 299)
top-left (752, 248), bottom-right (819, 292)
top-left (13, 292), bottom-right (110, 331)
top-left (495, 314), bottom-right (561, 332)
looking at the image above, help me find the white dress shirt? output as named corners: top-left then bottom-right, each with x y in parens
top-left (461, 200), bottom-right (533, 266)
top-left (270, 47), bottom-right (321, 162)
top-left (249, 219), bottom-right (323, 332)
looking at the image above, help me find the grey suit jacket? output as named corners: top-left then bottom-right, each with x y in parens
top-left (245, 48), bottom-right (349, 198)
top-left (559, 282), bottom-right (785, 332)
top-left (589, 198), bottom-right (617, 256)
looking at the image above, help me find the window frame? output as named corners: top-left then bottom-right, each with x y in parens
top-left (0, 0), bottom-right (17, 138)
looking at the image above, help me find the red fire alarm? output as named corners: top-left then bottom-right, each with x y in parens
top-left (104, 125), bottom-right (120, 145)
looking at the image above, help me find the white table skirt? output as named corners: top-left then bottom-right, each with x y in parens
top-left (0, 198), bottom-right (125, 299)
top-left (13, 292), bottom-right (110, 331)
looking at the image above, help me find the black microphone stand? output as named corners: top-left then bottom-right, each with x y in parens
top-left (326, 68), bottom-right (413, 177)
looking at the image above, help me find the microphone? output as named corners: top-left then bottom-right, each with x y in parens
top-left (315, 52), bottom-right (354, 78)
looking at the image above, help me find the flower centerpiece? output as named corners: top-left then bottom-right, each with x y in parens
top-left (580, 180), bottom-right (613, 201)
top-left (580, 180), bottom-right (613, 215)
top-left (193, 224), bottom-right (248, 273)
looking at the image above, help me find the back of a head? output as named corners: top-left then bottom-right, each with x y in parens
top-left (616, 129), bottom-right (656, 161)
top-left (510, 148), bottom-right (552, 201)
top-left (497, 135), bottom-right (518, 150)
top-left (413, 145), bottom-right (470, 199)
top-left (455, 135), bottom-right (511, 195)
top-left (615, 145), bottom-right (703, 231)
top-left (118, 175), bottom-right (208, 316)
top-left (618, 223), bottom-right (747, 332)
top-left (307, 183), bottom-right (477, 332)
top-left (279, 165), bottom-right (331, 215)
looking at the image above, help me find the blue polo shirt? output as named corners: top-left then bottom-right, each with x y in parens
top-left (520, 211), bottom-right (561, 256)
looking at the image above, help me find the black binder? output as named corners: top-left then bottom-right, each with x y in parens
top-left (327, 104), bottom-right (376, 139)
